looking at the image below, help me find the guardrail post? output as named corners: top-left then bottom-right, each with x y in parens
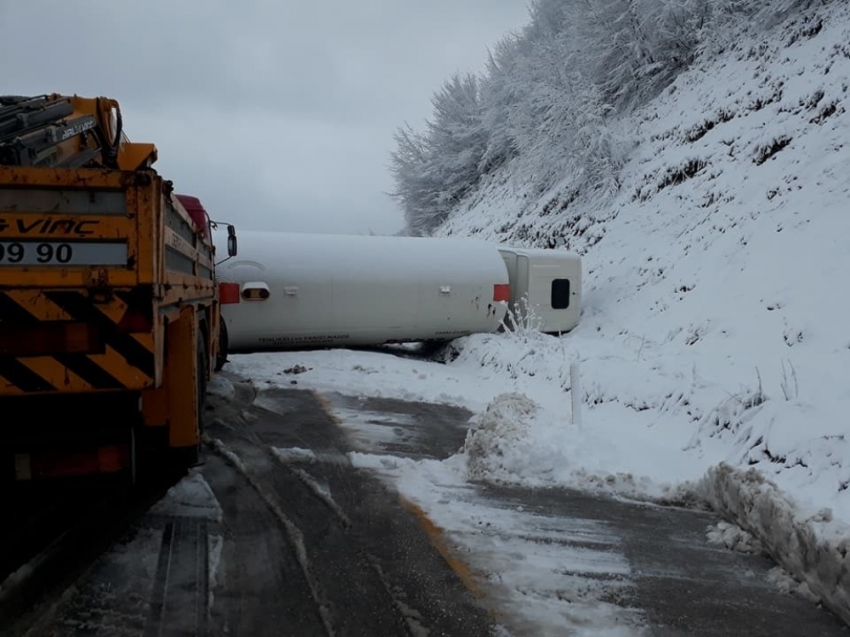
top-left (570, 362), bottom-right (582, 428)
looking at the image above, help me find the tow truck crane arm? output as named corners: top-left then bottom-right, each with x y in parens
top-left (0, 94), bottom-right (157, 171)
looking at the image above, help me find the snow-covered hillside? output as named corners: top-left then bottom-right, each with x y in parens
top-left (427, 1), bottom-right (850, 624)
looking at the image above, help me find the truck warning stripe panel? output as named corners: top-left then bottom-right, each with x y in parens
top-left (16, 356), bottom-right (93, 393)
top-left (0, 289), bottom-right (155, 394)
top-left (0, 357), bottom-right (55, 393)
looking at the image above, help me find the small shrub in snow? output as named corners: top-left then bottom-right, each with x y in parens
top-left (501, 294), bottom-right (545, 334)
top-left (686, 372), bottom-right (767, 444)
top-left (779, 359), bottom-right (799, 401)
top-left (753, 135), bottom-right (793, 165)
top-left (810, 100), bottom-right (841, 125)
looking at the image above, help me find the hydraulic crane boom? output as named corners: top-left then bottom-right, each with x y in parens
top-left (0, 94), bottom-right (156, 171)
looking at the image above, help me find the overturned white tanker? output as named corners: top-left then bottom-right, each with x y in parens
top-left (215, 231), bottom-right (512, 353)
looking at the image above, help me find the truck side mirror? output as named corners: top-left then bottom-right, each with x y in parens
top-left (227, 225), bottom-right (237, 257)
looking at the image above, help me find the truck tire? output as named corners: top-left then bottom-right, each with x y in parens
top-left (215, 320), bottom-right (229, 371)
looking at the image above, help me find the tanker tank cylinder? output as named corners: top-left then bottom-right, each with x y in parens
top-left (215, 231), bottom-right (512, 352)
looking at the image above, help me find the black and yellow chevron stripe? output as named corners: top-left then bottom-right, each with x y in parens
top-left (0, 289), bottom-right (155, 394)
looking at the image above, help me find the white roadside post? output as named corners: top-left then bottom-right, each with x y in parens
top-left (570, 361), bottom-right (582, 428)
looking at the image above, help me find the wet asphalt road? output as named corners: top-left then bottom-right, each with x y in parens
top-left (319, 387), bottom-right (849, 637)
top-left (1, 373), bottom-right (847, 636)
top-left (201, 382), bottom-right (493, 637)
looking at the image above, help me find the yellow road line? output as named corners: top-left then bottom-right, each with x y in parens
top-left (312, 391), bottom-right (342, 424)
top-left (399, 496), bottom-right (485, 600)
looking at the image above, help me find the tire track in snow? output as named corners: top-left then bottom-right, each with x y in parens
top-left (205, 436), bottom-right (337, 637)
top-left (206, 433), bottom-right (427, 636)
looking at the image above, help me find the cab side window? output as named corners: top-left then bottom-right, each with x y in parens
top-left (551, 278), bottom-right (570, 309)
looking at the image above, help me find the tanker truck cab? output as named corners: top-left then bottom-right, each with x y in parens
top-left (498, 246), bottom-right (581, 334)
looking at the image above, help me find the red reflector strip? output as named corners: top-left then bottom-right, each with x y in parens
top-left (219, 282), bottom-right (241, 304)
top-left (19, 445), bottom-right (129, 480)
top-left (0, 322), bottom-right (102, 356)
top-left (493, 284), bottom-right (510, 303)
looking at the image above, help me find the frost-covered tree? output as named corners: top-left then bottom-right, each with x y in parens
top-left (390, 73), bottom-right (488, 235)
top-left (391, 0), bottom-right (809, 235)
top-left (567, 0), bottom-right (706, 109)
top-left (425, 73), bottom-right (488, 205)
top-left (388, 125), bottom-right (439, 236)
top-left (478, 34), bottom-right (524, 174)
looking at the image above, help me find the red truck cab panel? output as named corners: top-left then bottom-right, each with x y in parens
top-left (175, 194), bottom-right (210, 240)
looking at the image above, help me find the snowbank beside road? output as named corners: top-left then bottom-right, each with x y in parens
top-left (699, 464), bottom-right (850, 625)
top-left (227, 325), bottom-right (849, 625)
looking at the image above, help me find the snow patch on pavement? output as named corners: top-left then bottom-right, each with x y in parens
top-left (351, 450), bottom-right (648, 636)
top-left (208, 533), bottom-right (224, 611)
top-left (705, 521), bottom-right (763, 554)
top-left (766, 566), bottom-right (822, 605)
top-left (272, 447), bottom-right (318, 464)
top-left (150, 470), bottom-right (223, 522)
top-left (207, 374), bottom-right (235, 402)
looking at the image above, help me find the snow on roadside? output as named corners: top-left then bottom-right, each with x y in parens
top-left (228, 321), bottom-right (849, 624)
top-left (698, 464), bottom-right (850, 624)
top-left (227, 346), bottom-right (511, 413)
top-left (149, 470), bottom-right (223, 522)
top-left (705, 521), bottom-right (763, 554)
top-left (207, 374), bottom-right (236, 402)
top-left (347, 452), bottom-right (648, 636)
top-left (272, 447), bottom-right (318, 464)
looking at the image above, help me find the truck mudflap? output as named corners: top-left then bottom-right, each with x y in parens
top-left (0, 288), bottom-right (156, 394)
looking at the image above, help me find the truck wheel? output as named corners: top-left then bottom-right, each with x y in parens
top-left (215, 320), bottom-right (229, 371)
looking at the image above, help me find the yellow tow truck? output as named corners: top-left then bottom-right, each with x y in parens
top-left (0, 93), bottom-right (237, 484)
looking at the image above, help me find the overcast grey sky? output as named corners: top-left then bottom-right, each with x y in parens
top-left (0, 1), bottom-right (530, 235)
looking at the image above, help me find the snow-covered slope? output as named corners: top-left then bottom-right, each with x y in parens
top-left (431, 2), bottom-right (850, 623)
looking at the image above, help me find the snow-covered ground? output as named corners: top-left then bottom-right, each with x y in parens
top-left (226, 3), bottom-right (850, 625)
top-left (227, 333), bottom-right (846, 631)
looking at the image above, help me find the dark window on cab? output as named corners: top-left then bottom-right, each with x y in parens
top-left (551, 278), bottom-right (570, 309)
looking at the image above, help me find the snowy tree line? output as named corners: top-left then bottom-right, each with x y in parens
top-left (390, 0), bottom-right (829, 235)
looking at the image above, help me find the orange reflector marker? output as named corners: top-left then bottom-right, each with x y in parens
top-left (0, 322), bottom-right (102, 356)
top-left (19, 445), bottom-right (129, 480)
top-left (219, 282), bottom-right (241, 304)
top-left (98, 445), bottom-right (125, 473)
top-left (30, 450), bottom-right (98, 478)
top-left (493, 284), bottom-right (510, 303)
top-left (117, 309), bottom-right (153, 333)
